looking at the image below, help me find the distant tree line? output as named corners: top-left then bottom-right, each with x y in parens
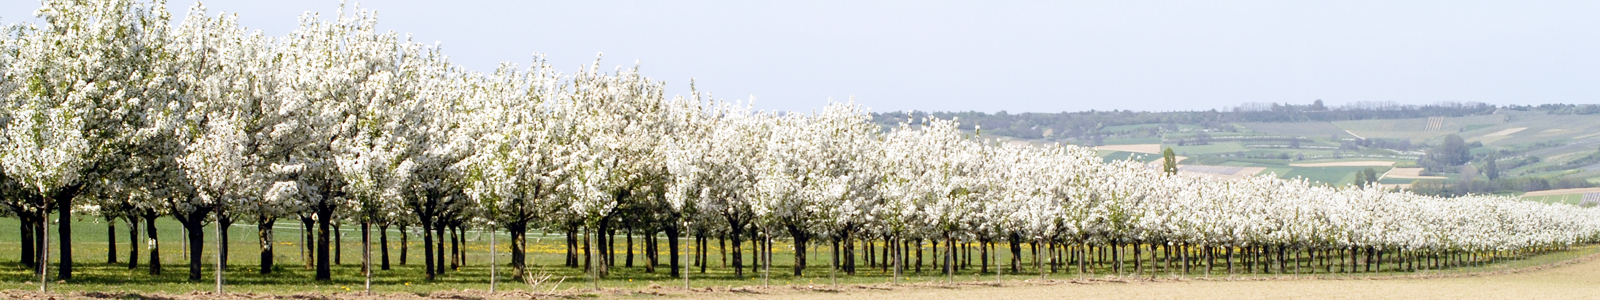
top-left (1505, 104), bottom-right (1600, 115)
top-left (872, 101), bottom-right (1498, 145)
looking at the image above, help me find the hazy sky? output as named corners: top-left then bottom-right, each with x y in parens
top-left (4, 1), bottom-right (1598, 113)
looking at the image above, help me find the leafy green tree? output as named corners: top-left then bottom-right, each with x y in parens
top-left (1435, 134), bottom-right (1472, 166)
top-left (1484, 156), bottom-right (1500, 181)
top-left (1162, 148), bottom-right (1178, 176)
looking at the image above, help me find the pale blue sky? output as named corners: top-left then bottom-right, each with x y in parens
top-left (4, 1), bottom-right (1597, 113)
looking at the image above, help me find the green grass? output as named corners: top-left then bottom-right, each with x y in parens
top-left (1523, 194), bottom-right (1587, 205)
top-left (1100, 137), bottom-right (1161, 145)
top-left (1100, 151), bottom-right (1159, 163)
top-left (1239, 122), bottom-right (1353, 139)
top-left (1278, 166), bottom-right (1389, 185)
top-left (1170, 142), bottom-right (1249, 155)
top-left (2, 216), bottom-right (1597, 295)
top-left (1333, 114), bottom-right (1505, 142)
top-left (1376, 177), bottom-right (1414, 184)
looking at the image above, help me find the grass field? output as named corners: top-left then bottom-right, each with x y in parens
top-left (2, 216), bottom-right (1592, 297)
top-left (1099, 151), bottom-right (1160, 163)
top-left (1278, 166), bottom-right (1390, 186)
top-left (704, 244), bottom-right (1600, 300)
top-left (1333, 115), bottom-right (1505, 142)
top-left (1239, 122), bottom-right (1353, 139)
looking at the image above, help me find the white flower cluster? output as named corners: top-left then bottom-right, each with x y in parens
top-left (1, 0), bottom-right (1596, 282)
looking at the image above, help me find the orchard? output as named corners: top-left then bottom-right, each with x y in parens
top-left (0, 0), bottom-right (1597, 295)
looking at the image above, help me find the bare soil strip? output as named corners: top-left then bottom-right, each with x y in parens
top-left (1178, 165), bottom-right (1267, 180)
top-left (1382, 167), bottom-right (1446, 180)
top-left (1096, 144), bottom-right (1162, 154)
top-left (1484, 127), bottom-right (1528, 137)
top-left (7, 251), bottom-right (1600, 299)
top-left (1289, 161), bottom-right (1396, 167)
top-left (694, 251), bottom-right (1600, 300)
top-left (1524, 187), bottom-right (1600, 197)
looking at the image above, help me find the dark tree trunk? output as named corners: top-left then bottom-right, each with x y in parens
top-left (566, 226), bottom-right (578, 268)
top-left (361, 221), bottom-right (370, 275)
top-left (582, 228), bottom-right (591, 272)
top-left (831, 237), bottom-right (840, 272)
top-left (20, 215), bottom-right (35, 269)
top-left (127, 215), bottom-right (140, 269)
top-left (399, 224), bottom-right (408, 266)
top-left (666, 223), bottom-right (681, 278)
top-left (182, 214), bottom-right (207, 282)
top-left (435, 223), bottom-right (446, 275)
top-left (259, 218), bottom-right (276, 274)
top-left (980, 238), bottom-right (990, 274)
top-left (916, 238), bottom-right (923, 274)
top-left (315, 207), bottom-right (333, 281)
top-left (449, 224), bottom-right (460, 271)
top-left (219, 215), bottom-right (232, 270)
top-left (644, 228), bottom-right (657, 273)
top-left (57, 193), bottom-right (74, 280)
top-left (380, 223), bottom-right (391, 270)
top-left (625, 227), bottom-right (634, 268)
top-left (107, 220), bottom-right (117, 264)
top-left (786, 224), bottom-right (808, 276)
top-left (145, 213), bottom-right (161, 275)
top-left (509, 222), bottom-right (526, 279)
top-left (730, 225), bottom-right (744, 278)
top-left (423, 220), bottom-right (435, 280)
top-left (334, 221), bottom-right (343, 266)
top-left (598, 222), bottom-right (610, 275)
top-left (700, 233), bottom-right (709, 273)
top-left (846, 233), bottom-right (857, 275)
top-left (458, 226), bottom-right (468, 267)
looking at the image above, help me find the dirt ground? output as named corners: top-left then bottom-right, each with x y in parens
top-left (1289, 161), bottom-right (1397, 167)
top-left (1097, 144), bottom-right (1162, 154)
top-left (9, 253), bottom-right (1600, 300)
top-left (695, 254), bottom-right (1600, 300)
top-left (1524, 187), bottom-right (1600, 197)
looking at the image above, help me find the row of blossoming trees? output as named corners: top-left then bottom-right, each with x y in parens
top-left (2, 0), bottom-right (1599, 289)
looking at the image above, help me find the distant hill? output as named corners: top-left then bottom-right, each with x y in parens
top-left (873, 102), bottom-right (1600, 201)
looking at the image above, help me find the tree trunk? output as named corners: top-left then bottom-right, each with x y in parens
top-left (698, 233), bottom-right (708, 273)
top-left (423, 220), bottom-right (436, 280)
top-left (334, 222), bottom-right (343, 266)
top-left (219, 216), bottom-right (232, 271)
top-left (436, 223), bottom-right (447, 275)
top-left (645, 228), bottom-right (657, 273)
top-left (128, 215), bottom-right (140, 269)
top-left (146, 213), bottom-right (161, 275)
top-left (582, 228), bottom-right (591, 272)
top-left (399, 224), bottom-right (408, 266)
top-left (980, 238), bottom-right (990, 274)
top-left (626, 227), bottom-right (634, 268)
top-left (787, 224), bottom-right (808, 277)
top-left (449, 224), bottom-right (460, 271)
top-left (184, 217), bottom-right (206, 282)
top-left (731, 225), bottom-right (745, 279)
top-left (259, 218), bottom-right (276, 274)
top-left (315, 207), bottom-right (333, 281)
top-left (107, 221), bottom-right (118, 264)
top-left (509, 221), bottom-right (526, 279)
top-left (57, 194), bottom-right (73, 280)
top-left (666, 223), bottom-right (682, 278)
top-left (844, 233), bottom-right (855, 275)
top-left (361, 221), bottom-right (371, 275)
top-left (566, 226), bottom-right (578, 267)
top-left (1010, 234), bottom-right (1022, 274)
top-left (21, 215), bottom-right (35, 269)
top-left (380, 223), bottom-right (391, 271)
